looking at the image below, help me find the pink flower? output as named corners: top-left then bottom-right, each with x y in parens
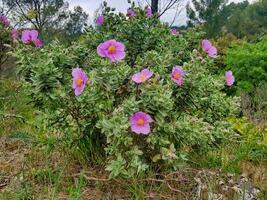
top-left (22, 30), bottom-right (38, 44)
top-left (202, 39), bottom-right (217, 58)
top-left (171, 28), bottom-right (178, 36)
top-left (21, 30), bottom-right (42, 48)
top-left (145, 7), bottom-right (153, 17)
top-left (11, 29), bottom-right (18, 40)
top-left (97, 39), bottom-right (126, 62)
top-left (127, 8), bottom-right (136, 17)
top-left (96, 15), bottom-right (104, 26)
top-left (225, 70), bottom-right (235, 87)
top-left (149, 192), bottom-right (155, 199)
top-left (130, 112), bottom-right (153, 135)
top-left (0, 15), bottom-right (10, 27)
top-left (72, 68), bottom-right (88, 96)
top-left (170, 66), bottom-right (184, 86)
top-left (34, 38), bottom-right (43, 48)
top-left (132, 69), bottom-right (153, 83)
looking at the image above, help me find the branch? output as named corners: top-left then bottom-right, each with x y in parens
top-left (158, 0), bottom-right (179, 18)
top-left (145, 0), bottom-right (151, 6)
top-left (169, 2), bottom-right (182, 26)
top-left (3, 2), bottom-right (15, 16)
top-left (14, 0), bottom-right (39, 30)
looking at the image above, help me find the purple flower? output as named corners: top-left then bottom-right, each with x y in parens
top-left (21, 30), bottom-right (42, 48)
top-left (127, 8), bottom-right (136, 17)
top-left (96, 15), bottom-right (104, 26)
top-left (225, 71), bottom-right (235, 87)
top-left (11, 29), bottom-right (18, 40)
top-left (21, 30), bottom-right (38, 44)
top-left (0, 15), bottom-right (10, 27)
top-left (130, 112), bottom-right (153, 135)
top-left (132, 69), bottom-right (153, 83)
top-left (97, 39), bottom-right (126, 62)
top-left (149, 192), bottom-right (155, 199)
top-left (171, 28), bottom-right (178, 36)
top-left (202, 39), bottom-right (217, 58)
top-left (72, 68), bottom-right (88, 96)
top-left (145, 7), bottom-right (153, 17)
top-left (170, 66), bottom-right (184, 86)
top-left (34, 38), bottom-right (43, 48)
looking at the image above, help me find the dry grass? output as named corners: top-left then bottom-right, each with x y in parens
top-left (1, 135), bottom-right (266, 199)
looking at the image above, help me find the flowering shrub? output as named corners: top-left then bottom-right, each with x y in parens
top-left (13, 4), bottom-right (240, 178)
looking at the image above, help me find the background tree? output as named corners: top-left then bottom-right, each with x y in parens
top-left (186, 0), bottom-right (228, 37)
top-left (0, 0), bottom-right (14, 16)
top-left (225, 0), bottom-right (267, 39)
top-left (186, 0), bottom-right (266, 39)
top-left (136, 0), bottom-right (181, 17)
top-left (39, 5), bottom-right (88, 43)
top-left (151, 0), bottom-right (159, 13)
top-left (63, 6), bottom-right (88, 41)
top-left (1, 0), bottom-right (88, 42)
top-left (2, 0), bottom-right (68, 33)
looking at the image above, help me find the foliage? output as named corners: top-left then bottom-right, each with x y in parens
top-left (211, 33), bottom-right (245, 75)
top-left (63, 6), bottom-right (88, 41)
top-left (226, 36), bottom-right (267, 94)
top-left (13, 4), bottom-right (240, 178)
top-left (186, 0), bottom-right (228, 37)
top-left (240, 84), bottom-right (267, 123)
top-left (0, 17), bottom-right (13, 72)
top-left (187, 0), bottom-right (267, 39)
top-left (0, 79), bottom-right (35, 137)
top-left (193, 117), bottom-right (267, 173)
top-left (2, 0), bottom-right (67, 31)
top-left (229, 118), bottom-right (267, 162)
top-left (225, 0), bottom-right (267, 39)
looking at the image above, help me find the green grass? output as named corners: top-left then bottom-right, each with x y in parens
top-left (190, 117), bottom-right (266, 173)
top-left (0, 79), bottom-right (35, 137)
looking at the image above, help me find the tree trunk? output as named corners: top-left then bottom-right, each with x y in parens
top-left (151, 0), bottom-right (159, 14)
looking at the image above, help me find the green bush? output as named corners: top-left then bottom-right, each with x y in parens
top-left (226, 36), bottom-right (267, 94)
top-left (214, 33), bottom-right (244, 72)
top-left (226, 36), bottom-right (267, 121)
top-left (13, 4), bottom-right (240, 178)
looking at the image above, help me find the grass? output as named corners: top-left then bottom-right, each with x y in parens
top-left (0, 79), bottom-right (266, 199)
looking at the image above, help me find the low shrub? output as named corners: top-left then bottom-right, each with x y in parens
top-left (226, 36), bottom-right (267, 94)
top-left (226, 36), bottom-right (267, 122)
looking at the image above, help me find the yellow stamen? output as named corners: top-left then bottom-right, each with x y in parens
top-left (137, 118), bottom-right (145, 125)
top-left (108, 45), bottom-right (116, 54)
top-left (173, 72), bottom-right (180, 80)
top-left (76, 79), bottom-right (83, 86)
top-left (140, 74), bottom-right (146, 81)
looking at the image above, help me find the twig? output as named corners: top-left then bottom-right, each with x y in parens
top-left (143, 178), bottom-right (165, 183)
top-left (0, 182), bottom-right (8, 188)
top-left (0, 113), bottom-right (25, 121)
top-left (166, 181), bottom-right (188, 200)
top-left (83, 175), bottom-right (110, 182)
